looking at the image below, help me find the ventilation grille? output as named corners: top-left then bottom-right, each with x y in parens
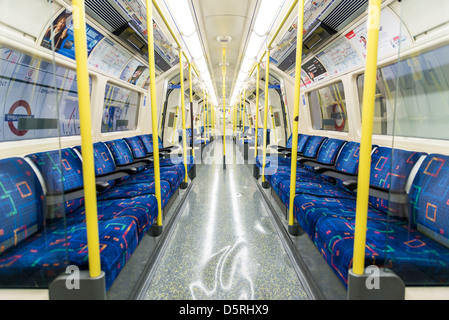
top-left (278, 47), bottom-right (297, 72)
top-left (154, 50), bottom-right (172, 72)
top-left (322, 0), bottom-right (368, 30)
top-left (85, 0), bottom-right (128, 31)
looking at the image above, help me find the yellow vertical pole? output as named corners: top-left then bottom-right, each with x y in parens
top-left (287, 0), bottom-right (305, 230)
top-left (189, 63), bottom-right (195, 158)
top-left (222, 47), bottom-right (227, 168)
top-left (243, 90), bottom-right (246, 135)
top-left (261, 50), bottom-right (271, 186)
top-left (353, 0), bottom-right (382, 275)
top-left (254, 63), bottom-right (260, 158)
top-left (203, 89), bottom-right (206, 145)
top-left (178, 49), bottom-right (188, 186)
top-left (145, 0), bottom-right (163, 231)
top-left (71, 0), bottom-right (101, 278)
top-left (206, 95), bottom-right (210, 140)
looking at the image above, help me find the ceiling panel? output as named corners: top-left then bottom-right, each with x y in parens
top-left (192, 0), bottom-right (259, 106)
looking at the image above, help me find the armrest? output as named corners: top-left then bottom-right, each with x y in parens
top-left (314, 166), bottom-right (358, 181)
top-left (46, 186), bottom-right (84, 205)
top-left (342, 180), bottom-right (358, 191)
top-left (369, 185), bottom-right (408, 203)
top-left (96, 167), bottom-right (138, 183)
top-left (96, 181), bottom-right (111, 193)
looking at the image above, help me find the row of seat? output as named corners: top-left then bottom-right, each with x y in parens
top-left (257, 133), bottom-right (449, 288)
top-left (0, 134), bottom-right (194, 291)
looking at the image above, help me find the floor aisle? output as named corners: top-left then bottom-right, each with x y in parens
top-left (142, 137), bottom-right (310, 300)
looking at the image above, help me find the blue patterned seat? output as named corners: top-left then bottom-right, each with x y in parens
top-left (294, 148), bottom-right (434, 288)
top-left (275, 138), bottom-right (348, 204)
top-left (0, 156), bottom-right (142, 291)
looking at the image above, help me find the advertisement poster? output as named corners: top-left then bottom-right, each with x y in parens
top-left (302, 57), bottom-right (328, 82)
top-left (344, 8), bottom-right (411, 61)
top-left (316, 37), bottom-right (362, 76)
top-left (41, 10), bottom-right (104, 60)
top-left (88, 38), bottom-right (132, 77)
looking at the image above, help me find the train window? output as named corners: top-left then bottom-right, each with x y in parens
top-left (308, 81), bottom-right (348, 132)
top-left (357, 44), bottom-right (449, 140)
top-left (101, 83), bottom-right (139, 133)
top-left (0, 47), bottom-right (90, 142)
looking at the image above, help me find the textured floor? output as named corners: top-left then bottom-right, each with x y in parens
top-left (142, 137), bottom-right (310, 300)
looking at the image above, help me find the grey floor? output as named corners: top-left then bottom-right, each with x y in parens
top-left (140, 137), bottom-right (311, 300)
top-left (107, 135), bottom-right (346, 300)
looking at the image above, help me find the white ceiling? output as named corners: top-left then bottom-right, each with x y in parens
top-left (190, 0), bottom-right (260, 106)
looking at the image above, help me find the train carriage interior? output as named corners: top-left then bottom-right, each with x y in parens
top-left (1, 0), bottom-right (449, 302)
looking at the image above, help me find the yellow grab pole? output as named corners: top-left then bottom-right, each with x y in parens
top-left (203, 89), bottom-right (206, 144)
top-left (353, 0), bottom-right (382, 275)
top-left (261, 50), bottom-right (271, 186)
top-left (222, 47), bottom-right (227, 168)
top-left (179, 49), bottom-right (188, 185)
top-left (146, 0), bottom-right (163, 231)
top-left (287, 0), bottom-right (305, 231)
top-left (72, 0), bottom-right (101, 278)
top-left (243, 89), bottom-right (246, 135)
top-left (189, 63), bottom-right (195, 158)
top-left (206, 94), bottom-right (209, 141)
top-left (254, 63), bottom-right (260, 158)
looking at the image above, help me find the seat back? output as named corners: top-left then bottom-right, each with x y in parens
top-left (334, 142), bottom-right (361, 174)
top-left (27, 148), bottom-right (85, 217)
top-left (409, 154), bottom-right (449, 247)
top-left (104, 139), bottom-right (134, 166)
top-left (285, 134), bottom-right (293, 148)
top-left (302, 136), bottom-right (327, 158)
top-left (124, 136), bottom-right (147, 159)
top-left (316, 138), bottom-right (347, 165)
top-left (369, 147), bottom-right (425, 217)
top-left (0, 157), bottom-right (45, 253)
top-left (297, 135), bottom-right (311, 153)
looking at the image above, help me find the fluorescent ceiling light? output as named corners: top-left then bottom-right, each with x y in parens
top-left (253, 0), bottom-right (284, 36)
top-left (246, 32), bottom-right (265, 59)
top-left (166, 0), bottom-right (196, 36)
top-left (184, 31), bottom-right (203, 59)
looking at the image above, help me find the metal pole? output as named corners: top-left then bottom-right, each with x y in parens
top-left (287, 0), bottom-right (306, 235)
top-left (145, 0), bottom-right (163, 235)
top-left (71, 0), bottom-right (101, 278)
top-left (353, 0), bottom-right (382, 275)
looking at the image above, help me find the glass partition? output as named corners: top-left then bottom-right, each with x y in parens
top-left (308, 81), bottom-right (348, 132)
top-left (101, 82), bottom-right (140, 133)
top-left (357, 0), bottom-right (449, 289)
top-left (0, 2), bottom-right (72, 289)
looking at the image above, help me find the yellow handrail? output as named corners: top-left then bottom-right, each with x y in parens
top-left (179, 49), bottom-right (189, 185)
top-left (254, 63), bottom-right (260, 158)
top-left (146, 0), bottom-right (163, 229)
top-left (189, 63), bottom-right (195, 158)
top-left (261, 51), bottom-right (271, 184)
top-left (287, 0), bottom-right (305, 228)
top-left (72, 0), bottom-right (101, 278)
top-left (222, 47), bottom-right (227, 166)
top-left (353, 0), bottom-right (382, 276)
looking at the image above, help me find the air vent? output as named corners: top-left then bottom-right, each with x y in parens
top-left (154, 50), bottom-right (172, 72)
top-left (322, 0), bottom-right (368, 30)
top-left (85, 0), bottom-right (128, 32)
top-left (278, 47), bottom-right (297, 72)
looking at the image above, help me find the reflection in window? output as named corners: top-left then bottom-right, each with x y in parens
top-left (0, 47), bottom-right (89, 142)
top-left (101, 83), bottom-right (139, 133)
top-left (357, 44), bottom-right (449, 140)
top-left (308, 81), bottom-right (348, 132)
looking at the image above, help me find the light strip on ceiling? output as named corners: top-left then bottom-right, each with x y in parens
top-left (164, 0), bottom-right (218, 105)
top-left (230, 0), bottom-right (286, 106)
